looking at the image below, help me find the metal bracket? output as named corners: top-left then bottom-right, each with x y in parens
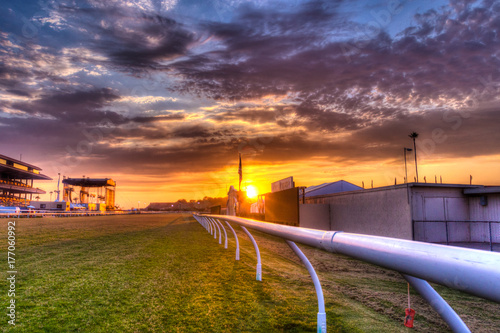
top-left (241, 226), bottom-right (262, 281)
top-left (286, 240), bottom-right (327, 333)
top-left (225, 221), bottom-right (240, 260)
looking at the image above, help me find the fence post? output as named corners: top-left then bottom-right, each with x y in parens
top-left (225, 221), bottom-right (240, 260)
top-left (241, 226), bottom-right (262, 281)
top-left (212, 218), bottom-right (221, 242)
top-left (215, 219), bottom-right (228, 249)
top-left (286, 240), bottom-right (327, 333)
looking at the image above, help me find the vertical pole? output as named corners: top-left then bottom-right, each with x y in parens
top-left (240, 226), bottom-right (262, 281)
top-left (225, 221), bottom-right (240, 260)
top-left (404, 148), bottom-right (408, 183)
top-left (212, 220), bottom-right (217, 239)
top-left (286, 240), bottom-right (327, 333)
top-left (413, 138), bottom-right (418, 183)
top-left (403, 275), bottom-right (470, 333)
top-left (210, 218), bottom-right (222, 245)
top-left (208, 218), bottom-right (214, 234)
top-left (215, 219), bottom-right (228, 249)
top-left (205, 217), bottom-right (210, 233)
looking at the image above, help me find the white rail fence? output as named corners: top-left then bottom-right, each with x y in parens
top-left (0, 210), bottom-right (160, 218)
top-left (193, 214), bottom-right (500, 333)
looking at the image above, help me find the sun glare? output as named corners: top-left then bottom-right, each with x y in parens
top-left (246, 185), bottom-right (258, 199)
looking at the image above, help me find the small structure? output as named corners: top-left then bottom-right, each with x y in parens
top-left (0, 153), bottom-right (51, 207)
top-left (31, 201), bottom-right (70, 211)
top-left (62, 177), bottom-right (116, 210)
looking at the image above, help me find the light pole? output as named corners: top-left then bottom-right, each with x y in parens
top-left (409, 132), bottom-right (419, 182)
top-left (404, 148), bottom-right (413, 183)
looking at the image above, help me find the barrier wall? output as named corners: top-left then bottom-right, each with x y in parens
top-left (264, 187), bottom-right (300, 226)
top-left (299, 204), bottom-right (330, 230)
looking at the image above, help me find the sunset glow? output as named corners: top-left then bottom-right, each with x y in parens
top-left (246, 185), bottom-right (258, 199)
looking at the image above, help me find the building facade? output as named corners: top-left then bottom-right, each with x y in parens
top-left (0, 153), bottom-right (51, 207)
top-left (303, 183), bottom-right (500, 252)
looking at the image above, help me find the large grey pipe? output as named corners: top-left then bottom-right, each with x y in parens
top-left (201, 214), bottom-right (500, 304)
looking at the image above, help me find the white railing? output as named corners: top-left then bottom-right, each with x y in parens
top-left (193, 214), bottom-right (500, 333)
top-left (0, 210), bottom-right (152, 218)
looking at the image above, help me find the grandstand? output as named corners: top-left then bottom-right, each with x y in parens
top-left (0, 153), bottom-right (51, 207)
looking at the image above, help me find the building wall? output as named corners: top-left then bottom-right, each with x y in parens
top-left (411, 187), bottom-right (500, 251)
top-left (299, 204), bottom-right (330, 230)
top-left (307, 186), bottom-right (412, 239)
top-left (264, 187), bottom-right (300, 226)
top-left (411, 187), bottom-right (469, 221)
top-left (32, 201), bottom-right (70, 211)
top-left (469, 194), bottom-right (500, 221)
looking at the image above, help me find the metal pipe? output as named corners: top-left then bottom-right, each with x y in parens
top-left (286, 240), bottom-right (327, 333)
top-left (212, 218), bottom-right (221, 242)
top-left (204, 217), bottom-right (210, 233)
top-left (204, 217), bottom-right (212, 234)
top-left (225, 221), bottom-right (240, 260)
top-left (212, 218), bottom-right (222, 245)
top-left (403, 275), bottom-right (470, 333)
top-left (240, 226), bottom-right (262, 281)
top-left (215, 218), bottom-right (228, 249)
top-left (201, 214), bottom-right (500, 304)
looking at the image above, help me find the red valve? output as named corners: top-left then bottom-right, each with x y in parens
top-left (404, 308), bottom-right (416, 328)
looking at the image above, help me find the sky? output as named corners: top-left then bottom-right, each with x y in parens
top-left (1, 0), bottom-right (500, 209)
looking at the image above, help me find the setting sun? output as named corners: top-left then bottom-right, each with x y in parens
top-left (246, 185), bottom-right (258, 199)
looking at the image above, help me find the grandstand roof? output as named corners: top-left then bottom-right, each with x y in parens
top-left (0, 153), bottom-right (52, 180)
top-left (63, 178), bottom-right (116, 187)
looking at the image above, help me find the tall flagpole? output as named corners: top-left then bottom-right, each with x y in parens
top-left (238, 153), bottom-right (242, 192)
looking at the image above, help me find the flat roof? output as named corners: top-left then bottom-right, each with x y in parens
top-left (0, 164), bottom-right (52, 180)
top-left (305, 182), bottom-right (493, 200)
top-left (464, 186), bottom-right (500, 195)
top-left (63, 178), bottom-right (116, 187)
top-left (0, 153), bottom-right (43, 170)
top-left (0, 183), bottom-right (46, 194)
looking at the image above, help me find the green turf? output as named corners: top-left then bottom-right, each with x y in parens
top-left (0, 214), bottom-right (498, 332)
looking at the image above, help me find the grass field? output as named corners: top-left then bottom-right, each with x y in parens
top-left (1, 213), bottom-right (499, 332)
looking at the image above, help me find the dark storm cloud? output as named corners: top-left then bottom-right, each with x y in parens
top-left (53, 4), bottom-right (196, 70)
top-left (208, 106), bottom-right (279, 124)
top-left (11, 88), bottom-right (125, 124)
top-left (247, 105), bottom-right (500, 166)
top-left (171, 0), bottom-right (500, 132)
top-left (130, 113), bottom-right (185, 123)
top-left (173, 1), bottom-right (346, 100)
top-left (89, 141), bottom-right (236, 175)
